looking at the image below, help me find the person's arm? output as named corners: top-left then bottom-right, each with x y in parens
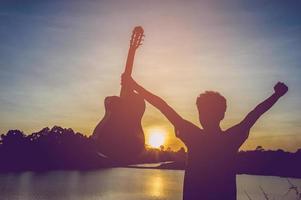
top-left (122, 74), bottom-right (184, 126)
top-left (239, 82), bottom-right (288, 131)
top-left (121, 74), bottom-right (201, 145)
top-left (228, 82), bottom-right (288, 147)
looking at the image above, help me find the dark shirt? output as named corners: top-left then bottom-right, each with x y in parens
top-left (175, 120), bottom-right (249, 200)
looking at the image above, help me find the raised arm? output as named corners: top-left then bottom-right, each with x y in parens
top-left (121, 74), bottom-right (184, 126)
top-left (227, 82), bottom-right (288, 148)
top-left (239, 82), bottom-right (288, 131)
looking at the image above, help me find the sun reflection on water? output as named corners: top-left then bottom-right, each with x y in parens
top-left (149, 176), bottom-right (164, 197)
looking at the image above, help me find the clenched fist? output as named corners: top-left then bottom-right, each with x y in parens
top-left (274, 82), bottom-right (288, 97)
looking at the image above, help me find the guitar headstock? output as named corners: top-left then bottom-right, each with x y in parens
top-left (130, 26), bottom-right (144, 50)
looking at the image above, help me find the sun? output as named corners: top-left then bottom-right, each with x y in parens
top-left (148, 130), bottom-right (166, 148)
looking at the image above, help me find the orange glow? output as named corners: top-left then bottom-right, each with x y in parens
top-left (147, 128), bottom-right (166, 148)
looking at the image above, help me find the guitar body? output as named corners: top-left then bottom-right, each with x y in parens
top-left (93, 92), bottom-right (145, 161)
top-left (92, 26), bottom-right (146, 162)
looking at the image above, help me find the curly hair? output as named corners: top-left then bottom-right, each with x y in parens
top-left (196, 91), bottom-right (227, 116)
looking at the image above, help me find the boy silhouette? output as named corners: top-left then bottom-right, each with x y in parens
top-left (122, 74), bottom-right (288, 200)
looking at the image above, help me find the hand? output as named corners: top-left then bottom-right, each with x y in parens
top-left (121, 73), bottom-right (137, 88)
top-left (274, 82), bottom-right (288, 97)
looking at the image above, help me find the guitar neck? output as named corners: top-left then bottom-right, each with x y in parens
top-left (120, 47), bottom-right (136, 97)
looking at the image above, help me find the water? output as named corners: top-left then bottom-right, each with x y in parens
top-left (0, 168), bottom-right (300, 200)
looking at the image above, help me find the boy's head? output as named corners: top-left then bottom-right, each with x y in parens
top-left (196, 91), bottom-right (227, 130)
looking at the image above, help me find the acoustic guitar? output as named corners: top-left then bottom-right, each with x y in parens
top-left (92, 26), bottom-right (145, 162)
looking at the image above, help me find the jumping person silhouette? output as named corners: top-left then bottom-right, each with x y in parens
top-left (121, 74), bottom-right (288, 200)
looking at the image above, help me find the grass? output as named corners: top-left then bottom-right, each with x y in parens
top-left (244, 179), bottom-right (301, 200)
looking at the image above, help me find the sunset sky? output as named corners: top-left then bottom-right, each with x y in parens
top-left (0, 0), bottom-right (301, 151)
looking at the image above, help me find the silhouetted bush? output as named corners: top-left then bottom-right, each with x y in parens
top-left (0, 126), bottom-right (107, 172)
top-left (158, 147), bottom-right (301, 178)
